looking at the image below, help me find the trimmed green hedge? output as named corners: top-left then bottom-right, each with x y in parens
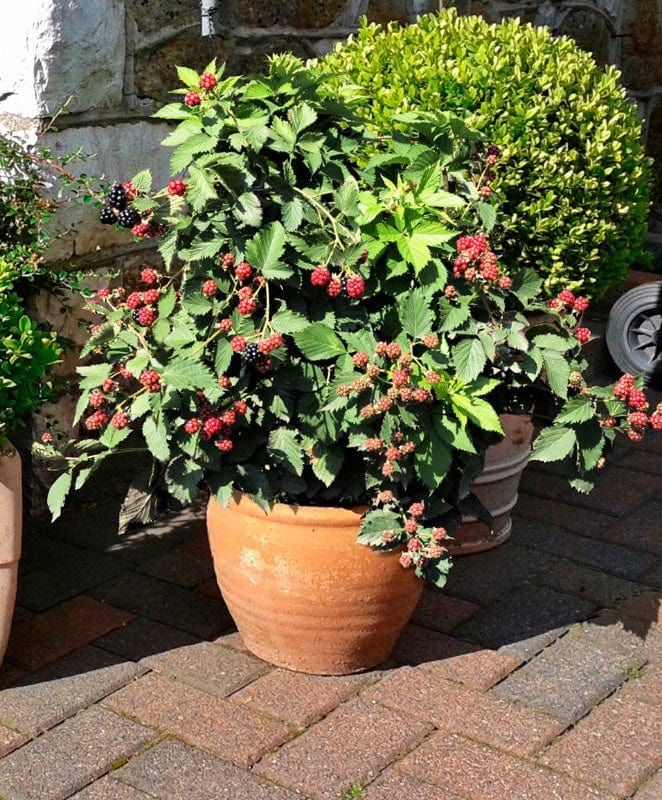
top-left (319, 9), bottom-right (653, 297)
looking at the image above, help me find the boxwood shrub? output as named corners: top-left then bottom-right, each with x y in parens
top-left (319, 8), bottom-right (653, 297)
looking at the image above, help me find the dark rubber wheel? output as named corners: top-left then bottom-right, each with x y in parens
top-left (605, 282), bottom-right (662, 389)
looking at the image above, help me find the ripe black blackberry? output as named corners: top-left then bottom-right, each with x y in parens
top-left (340, 276), bottom-right (347, 296)
top-left (117, 208), bottom-right (141, 229)
top-left (108, 183), bottom-right (127, 210)
top-left (99, 206), bottom-right (117, 225)
top-left (241, 343), bottom-right (260, 364)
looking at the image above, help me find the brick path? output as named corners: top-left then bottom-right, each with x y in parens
top-left (0, 407), bottom-right (660, 798)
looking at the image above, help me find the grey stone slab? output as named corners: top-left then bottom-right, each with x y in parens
top-left (532, 558), bottom-right (643, 608)
top-left (17, 551), bottom-right (124, 612)
top-left (443, 542), bottom-right (553, 605)
top-left (88, 570), bottom-right (234, 639)
top-left (115, 738), bottom-right (308, 800)
top-left (453, 584), bottom-right (596, 660)
top-left (491, 629), bottom-right (645, 723)
top-left (0, 645), bottom-right (145, 736)
top-left (0, 705), bottom-right (155, 800)
top-left (510, 519), bottom-right (657, 580)
top-left (141, 641), bottom-right (270, 698)
top-left (138, 545), bottom-right (214, 588)
top-left (68, 775), bottom-right (154, 800)
top-left (93, 616), bottom-right (202, 661)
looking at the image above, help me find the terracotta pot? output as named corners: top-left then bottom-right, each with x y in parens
top-left (448, 414), bottom-right (533, 556)
top-left (0, 445), bottom-right (22, 664)
top-left (207, 493), bottom-right (424, 675)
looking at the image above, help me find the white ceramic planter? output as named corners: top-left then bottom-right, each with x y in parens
top-left (0, 445), bottom-right (22, 663)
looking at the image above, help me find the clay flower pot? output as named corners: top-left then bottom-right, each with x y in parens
top-left (448, 414), bottom-right (534, 555)
top-left (0, 445), bottom-right (22, 664)
top-left (207, 493), bottom-right (424, 675)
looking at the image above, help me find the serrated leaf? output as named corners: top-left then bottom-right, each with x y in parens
top-left (530, 425), bottom-right (577, 462)
top-left (293, 323), bottom-right (345, 361)
top-left (176, 65), bottom-right (200, 87)
top-left (357, 509), bottom-right (401, 547)
top-left (118, 466), bottom-right (163, 535)
top-left (281, 197), bottom-right (304, 231)
top-left (534, 333), bottom-right (575, 352)
top-left (182, 293), bottom-right (213, 317)
top-left (289, 101), bottom-right (317, 134)
top-left (245, 221), bottom-right (289, 278)
top-left (143, 416), bottom-right (170, 462)
top-left (453, 338), bottom-right (487, 382)
top-left (99, 424), bottom-right (131, 449)
top-left (130, 391), bottom-right (152, 421)
top-left (334, 180), bottom-right (360, 217)
top-left (130, 170), bottom-right (153, 193)
top-left (476, 201), bottom-right (497, 232)
top-left (77, 363), bottom-right (113, 390)
top-left (450, 394), bottom-right (503, 433)
top-left (399, 290), bottom-right (433, 339)
top-left (542, 350), bottom-right (571, 399)
top-left (162, 357), bottom-right (217, 391)
top-left (166, 457), bottom-right (203, 504)
top-left (271, 309), bottom-right (309, 333)
top-left (554, 396), bottom-right (597, 425)
top-left (415, 427), bottom-right (452, 490)
top-left (233, 192), bottom-right (263, 227)
top-left (511, 268), bottom-right (543, 302)
top-left (152, 104), bottom-right (192, 120)
top-left (187, 164), bottom-right (217, 211)
top-left (169, 132), bottom-right (216, 174)
top-left (268, 427), bottom-right (304, 476)
top-left (311, 443), bottom-right (344, 487)
top-left (47, 471), bottom-right (72, 521)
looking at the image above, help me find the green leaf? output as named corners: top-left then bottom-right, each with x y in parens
top-left (268, 427), bottom-right (304, 475)
top-left (47, 471), bottom-right (72, 521)
top-left (453, 339), bottom-right (487, 382)
top-left (181, 293), bottom-right (213, 317)
top-left (187, 164), bottom-right (218, 211)
top-left (311, 443), bottom-right (344, 487)
top-left (152, 104), bottom-right (192, 120)
top-left (530, 426), bottom-right (577, 463)
top-left (214, 338), bottom-right (233, 375)
top-left (293, 323), bottom-right (346, 361)
top-left (162, 357), bottom-right (217, 391)
top-left (245, 222), bottom-right (289, 279)
top-left (130, 170), bottom-right (153, 193)
top-left (281, 197), bottom-right (304, 231)
top-left (476, 201), bottom-right (497, 232)
top-left (233, 192), bottom-right (263, 228)
top-left (176, 65), bottom-right (200, 87)
top-left (158, 287), bottom-right (177, 318)
top-left (399, 290), bottom-right (433, 339)
top-left (534, 333), bottom-right (575, 352)
top-left (289, 101), bottom-right (317, 134)
top-left (511, 269), bottom-right (543, 302)
top-left (271, 309), bottom-right (309, 333)
top-left (542, 350), bottom-right (571, 399)
top-left (143, 416), bottom-right (170, 462)
top-left (166, 457), bottom-right (203, 504)
top-left (450, 394), bottom-right (503, 433)
top-left (415, 427), bottom-right (452, 490)
top-left (554, 396), bottom-right (597, 425)
top-left (357, 509), bottom-right (401, 548)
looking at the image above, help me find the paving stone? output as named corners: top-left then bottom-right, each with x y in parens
top-left (0, 645), bottom-right (145, 736)
top-left (540, 694), bottom-right (662, 796)
top-left (364, 668), bottom-right (566, 757)
top-left (634, 770), bottom-right (662, 800)
top-left (16, 550), bottom-right (125, 612)
top-left (0, 662), bottom-right (27, 689)
top-left (491, 630), bottom-right (644, 723)
top-left (103, 671), bottom-right (290, 767)
top-left (93, 616), bottom-right (202, 661)
top-left (0, 705), bottom-right (155, 800)
top-left (141, 641), bottom-right (270, 698)
top-left (559, 465), bottom-right (662, 516)
top-left (68, 775), bottom-right (154, 799)
top-left (5, 596), bottom-right (136, 671)
top-left (18, 533), bottom-right (84, 575)
top-left (640, 563), bottom-right (662, 589)
top-left (532, 559), bottom-right (643, 607)
top-left (255, 697), bottom-right (432, 799)
top-left (0, 725), bottom-right (28, 757)
top-left (519, 468), bottom-right (570, 500)
top-left (88, 571), bottom-right (233, 639)
top-left (410, 589), bottom-right (481, 633)
top-left (580, 612), bottom-right (652, 662)
top-left (615, 590), bottom-right (662, 626)
top-left (453, 584), bottom-right (596, 660)
top-left (195, 576), bottom-right (222, 598)
top-left (12, 606), bottom-right (34, 625)
top-left (442, 542), bottom-right (552, 605)
top-left (113, 737), bottom-right (307, 799)
top-left (507, 520), bottom-right (656, 580)
top-left (363, 769), bottom-right (464, 800)
top-left (390, 625), bottom-right (521, 689)
top-left (618, 662), bottom-right (662, 706)
top-left (230, 668), bottom-right (373, 727)
top-left (213, 631), bottom-right (250, 652)
top-left (138, 543), bottom-right (214, 588)
top-left (397, 731), bottom-right (615, 799)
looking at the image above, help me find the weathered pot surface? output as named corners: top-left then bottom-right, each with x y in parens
top-left (0, 445), bottom-right (22, 664)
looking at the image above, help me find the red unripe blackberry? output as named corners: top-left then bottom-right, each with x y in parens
top-left (111, 411), bottom-right (129, 429)
top-left (399, 387), bottom-right (413, 403)
top-left (399, 552), bottom-right (414, 568)
top-left (627, 388), bottom-right (648, 410)
top-left (412, 388), bottom-right (431, 403)
top-left (398, 353), bottom-right (412, 366)
top-left (385, 342), bottom-right (401, 359)
top-left (102, 378), bottom-right (118, 393)
top-left (365, 438), bottom-right (383, 452)
top-left (141, 267), bottom-right (158, 285)
top-left (428, 543), bottom-right (445, 560)
top-left (132, 222), bottom-right (150, 238)
top-left (216, 438), bottom-right (233, 452)
top-left (628, 412), bottom-right (648, 429)
top-left (366, 363), bottom-right (381, 379)
top-left (267, 332), bottom-right (284, 350)
top-left (376, 396), bottom-right (392, 413)
top-left (601, 415), bottom-right (617, 428)
top-left (89, 390), bottom-right (105, 409)
top-left (237, 285), bottom-right (253, 300)
top-left (184, 91), bottom-right (201, 107)
top-left (126, 292), bottom-right (143, 310)
top-left (558, 289), bottom-right (575, 305)
top-left (574, 327), bottom-right (591, 344)
top-left (230, 336), bottom-right (246, 352)
top-left (233, 400), bottom-right (248, 416)
top-left (381, 461), bottom-right (394, 476)
top-left (135, 307), bottom-right (156, 327)
top-left (406, 535), bottom-right (422, 549)
top-left (375, 342), bottom-right (388, 356)
top-left (139, 370), bottom-right (161, 391)
top-left (218, 375), bottom-right (232, 389)
top-left (256, 356), bottom-right (272, 373)
top-left (97, 287), bottom-right (110, 299)
top-left (345, 276), bottom-right (365, 299)
top-left (234, 261), bottom-right (253, 281)
top-left (479, 185), bottom-right (492, 199)
top-left (444, 285), bottom-right (457, 299)
top-left (498, 275), bottom-right (513, 290)
top-left (485, 153), bottom-right (498, 167)
top-left (480, 262), bottom-right (499, 281)
top-left (432, 526), bottom-right (447, 541)
top-left (422, 333), bottom-right (439, 349)
top-left (221, 252), bottom-right (235, 269)
top-left (384, 446), bottom-right (400, 461)
top-left (336, 384), bottom-right (351, 397)
top-left (203, 417), bottom-right (222, 437)
top-left (202, 279), bottom-right (218, 297)
top-left (378, 489), bottom-right (393, 503)
top-left (628, 429), bottom-right (645, 442)
top-left (118, 364), bottom-right (132, 380)
top-left (326, 279), bottom-right (342, 297)
top-left (310, 267), bottom-right (331, 286)
top-left (237, 298), bottom-right (257, 315)
top-left (392, 369), bottom-right (409, 387)
top-left (573, 296), bottom-right (590, 313)
top-left (85, 410), bottom-right (109, 430)
top-left (399, 441), bottom-right (416, 455)
top-left (41, 432), bottom-right (53, 443)
top-left (360, 404), bottom-right (376, 418)
top-left (425, 370), bottom-right (440, 384)
top-left (258, 339), bottom-right (271, 355)
top-left (381, 531), bottom-right (395, 543)
top-left (547, 298), bottom-right (561, 309)
top-left (220, 410), bottom-right (236, 427)
top-left (218, 318), bottom-right (233, 332)
top-left (464, 267), bottom-right (477, 282)
top-left (199, 72), bottom-right (217, 90)
top-left (167, 179), bottom-right (187, 196)
top-left (352, 351), bottom-right (369, 369)
top-left (143, 288), bottom-right (160, 305)
top-left (122, 181), bottom-right (138, 201)
top-left (357, 249), bottom-right (369, 264)
top-left (184, 418), bottom-right (200, 434)
top-left (649, 414), bottom-right (662, 431)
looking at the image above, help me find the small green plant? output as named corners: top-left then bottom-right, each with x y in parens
top-left (319, 8), bottom-right (653, 298)
top-left (339, 783), bottom-right (365, 800)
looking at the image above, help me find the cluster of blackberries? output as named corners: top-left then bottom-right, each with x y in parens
top-left (99, 182), bottom-right (142, 229)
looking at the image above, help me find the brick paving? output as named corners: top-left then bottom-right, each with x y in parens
top-left (0, 401), bottom-right (660, 798)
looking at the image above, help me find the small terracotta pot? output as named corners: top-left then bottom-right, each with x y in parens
top-left (207, 493), bottom-right (424, 675)
top-left (0, 445), bottom-right (22, 664)
top-left (448, 414), bottom-right (533, 556)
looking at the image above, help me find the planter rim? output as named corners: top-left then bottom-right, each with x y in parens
top-left (218, 491), bottom-right (369, 527)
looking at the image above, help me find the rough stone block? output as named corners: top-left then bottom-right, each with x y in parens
top-left (93, 616), bottom-right (202, 661)
top-left (0, 726), bottom-right (28, 758)
top-left (531, 559), bottom-right (643, 608)
top-left (410, 588), bottom-right (480, 633)
top-left (255, 697), bottom-right (432, 799)
top-left (0, 706), bottom-right (155, 800)
top-left (363, 768), bottom-right (464, 800)
top-left (69, 775), bottom-right (154, 800)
